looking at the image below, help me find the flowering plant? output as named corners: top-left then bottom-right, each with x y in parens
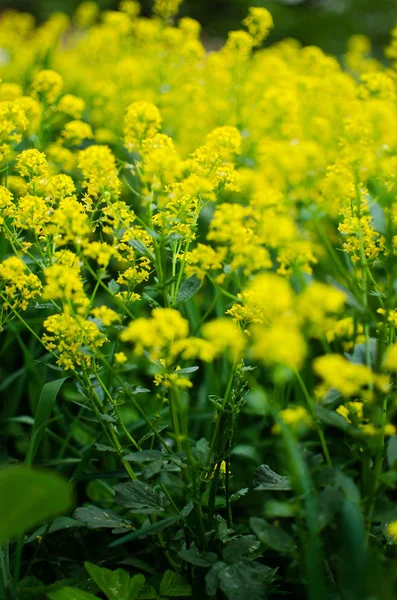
top-left (2, 2), bottom-right (397, 599)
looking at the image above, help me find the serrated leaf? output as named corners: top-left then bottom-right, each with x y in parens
top-left (174, 275), bottom-right (202, 307)
top-left (114, 481), bottom-right (169, 513)
top-left (74, 506), bottom-right (133, 532)
top-left (85, 563), bottom-right (146, 600)
top-left (159, 571), bottom-right (191, 597)
top-left (250, 517), bottom-right (297, 556)
top-left (253, 465), bottom-right (291, 491)
top-left (137, 585), bottom-right (157, 599)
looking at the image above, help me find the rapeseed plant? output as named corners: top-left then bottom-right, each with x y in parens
top-left (1, 1), bottom-right (397, 598)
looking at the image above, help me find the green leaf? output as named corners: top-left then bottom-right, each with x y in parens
top-left (85, 563), bottom-right (146, 600)
top-left (317, 486), bottom-right (342, 530)
top-left (159, 571), bottom-right (191, 597)
top-left (109, 516), bottom-right (180, 547)
top-left (114, 481), bottom-right (169, 514)
top-left (253, 465), bottom-right (291, 491)
top-left (47, 588), bottom-right (99, 600)
top-left (230, 488), bottom-right (249, 502)
top-left (74, 506), bottom-right (133, 533)
top-left (337, 499), bottom-right (366, 600)
top-left (314, 404), bottom-right (358, 434)
top-left (26, 378), bottom-right (68, 465)
top-left (178, 542), bottom-right (218, 567)
top-left (24, 517), bottom-right (83, 544)
top-left (123, 450), bottom-right (163, 463)
top-left (174, 275), bottom-right (202, 307)
top-left (137, 585), bottom-right (157, 599)
top-left (205, 560), bottom-right (276, 600)
top-left (0, 465), bottom-right (73, 543)
top-left (387, 435), bottom-right (397, 468)
top-left (250, 518), bottom-right (296, 556)
top-left (222, 536), bottom-right (260, 564)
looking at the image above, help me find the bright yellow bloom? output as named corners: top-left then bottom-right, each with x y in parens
top-left (0, 256), bottom-right (41, 314)
top-left (124, 101), bottom-right (162, 151)
top-left (386, 521), bottom-right (397, 543)
top-left (16, 149), bottom-right (49, 181)
top-left (384, 345), bottom-right (397, 371)
top-left (201, 318), bottom-right (246, 360)
top-left (31, 70), bottom-right (63, 104)
top-left (57, 94), bottom-right (86, 119)
top-left (314, 354), bottom-right (375, 396)
top-left (91, 306), bottom-right (120, 326)
top-left (243, 7), bottom-right (274, 46)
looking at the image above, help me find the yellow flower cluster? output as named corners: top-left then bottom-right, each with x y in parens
top-left (0, 0), bottom-right (396, 447)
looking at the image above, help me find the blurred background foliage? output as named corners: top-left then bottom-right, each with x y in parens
top-left (0, 0), bottom-right (395, 59)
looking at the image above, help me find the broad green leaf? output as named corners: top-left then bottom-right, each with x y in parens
top-left (178, 542), bottom-right (218, 567)
top-left (205, 560), bottom-right (276, 600)
top-left (159, 571), bottom-right (191, 597)
top-left (0, 465), bottom-right (72, 543)
top-left (174, 275), bottom-right (202, 307)
top-left (222, 535), bottom-right (260, 564)
top-left (253, 465), bottom-right (291, 491)
top-left (26, 378), bottom-right (68, 465)
top-left (84, 563), bottom-right (146, 600)
top-left (47, 587), bottom-right (99, 600)
top-left (74, 506), bottom-right (133, 533)
top-left (250, 518), bottom-right (296, 556)
top-left (114, 480), bottom-right (169, 513)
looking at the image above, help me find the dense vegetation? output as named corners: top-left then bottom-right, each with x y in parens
top-left (1, 1), bottom-right (397, 599)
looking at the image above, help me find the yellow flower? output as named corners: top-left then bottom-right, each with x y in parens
top-left (31, 70), bottom-right (63, 104)
top-left (16, 149), bottom-right (49, 181)
top-left (386, 521), bottom-right (397, 543)
top-left (60, 120), bottom-right (93, 146)
top-left (91, 306), bottom-right (120, 326)
top-left (57, 94), bottom-right (86, 119)
top-left (201, 318), bottom-right (246, 360)
top-left (153, 0), bottom-right (183, 20)
top-left (243, 7), bottom-right (274, 46)
top-left (114, 352), bottom-right (128, 364)
top-left (384, 345), bottom-right (397, 371)
top-left (0, 256), bottom-right (41, 314)
top-left (272, 406), bottom-right (312, 434)
top-left (313, 354), bottom-right (375, 397)
top-left (120, 308), bottom-right (189, 360)
top-left (124, 101), bottom-right (162, 151)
